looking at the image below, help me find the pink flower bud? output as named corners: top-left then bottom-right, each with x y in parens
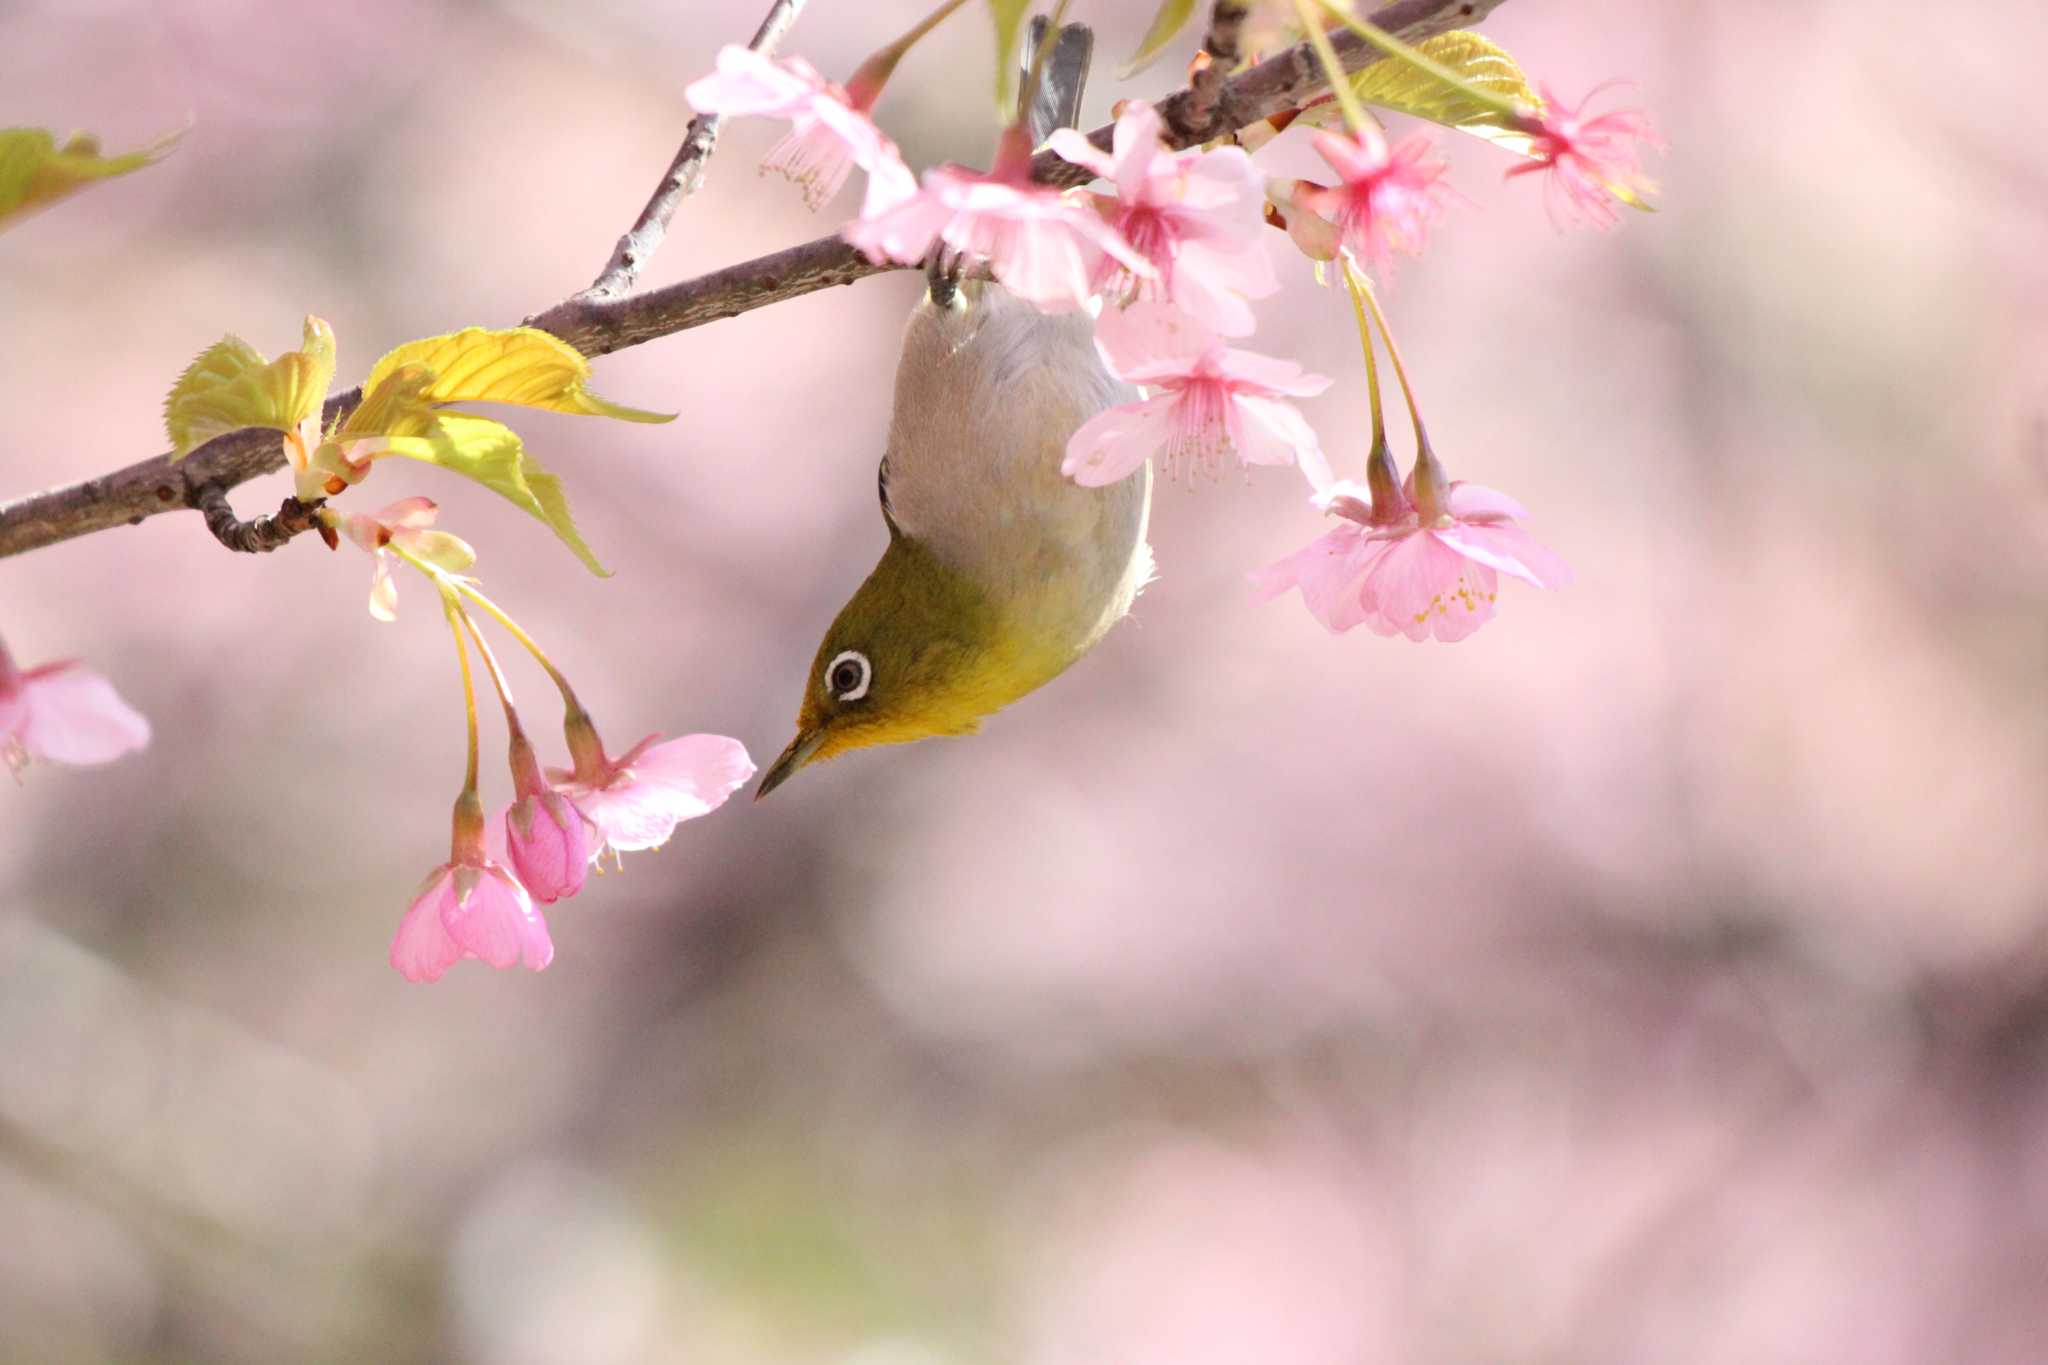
top-left (503, 790), bottom-right (593, 904)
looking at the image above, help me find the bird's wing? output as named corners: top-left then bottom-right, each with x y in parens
top-left (877, 451), bottom-right (900, 536)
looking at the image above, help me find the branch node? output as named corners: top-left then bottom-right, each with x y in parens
top-left (192, 483), bottom-right (326, 555)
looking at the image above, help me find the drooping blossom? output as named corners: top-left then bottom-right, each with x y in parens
top-left (1064, 303), bottom-right (1331, 486)
top-left (1253, 462), bottom-right (1569, 642)
top-left (1047, 99), bottom-right (1278, 335)
top-left (499, 729), bottom-right (593, 904)
top-left (844, 128), bottom-right (1153, 313)
top-left (553, 711), bottom-right (754, 859)
top-left (0, 641), bottom-right (150, 773)
top-left (1506, 82), bottom-right (1661, 228)
top-left (683, 46), bottom-right (916, 215)
top-left (391, 796), bottom-right (552, 983)
top-left (1272, 126), bottom-right (1454, 276)
top-left (340, 497), bottom-right (477, 622)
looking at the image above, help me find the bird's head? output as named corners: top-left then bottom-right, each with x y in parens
top-left (756, 535), bottom-right (1057, 798)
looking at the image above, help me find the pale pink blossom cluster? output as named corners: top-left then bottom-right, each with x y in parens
top-left (391, 708), bottom-right (754, 985)
top-left (329, 503), bottom-right (753, 984)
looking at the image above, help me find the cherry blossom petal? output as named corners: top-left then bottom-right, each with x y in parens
top-left (442, 863), bottom-right (552, 971)
top-left (1434, 521), bottom-right (1572, 588)
top-left (1095, 302), bottom-right (1213, 380)
top-left (17, 662), bottom-right (151, 765)
top-left (683, 46), bottom-right (828, 116)
top-left (1211, 347), bottom-right (1334, 399)
top-left (367, 555), bottom-right (399, 622)
top-left (1108, 99), bottom-right (1166, 202)
top-left (1366, 532), bottom-right (1499, 642)
top-left (1444, 481), bottom-right (1531, 522)
top-left (390, 867), bottom-right (465, 983)
top-left (1233, 395), bottom-right (1332, 485)
top-left (1250, 522), bottom-right (1389, 634)
top-left (572, 733), bottom-right (755, 854)
top-left (1045, 127), bottom-right (1115, 180)
top-left (1063, 394), bottom-right (1182, 487)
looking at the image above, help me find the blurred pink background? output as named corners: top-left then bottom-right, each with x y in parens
top-left (5, 0), bottom-right (2048, 1360)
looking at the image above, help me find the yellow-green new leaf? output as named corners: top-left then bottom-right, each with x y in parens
top-left (377, 414), bottom-right (608, 576)
top-left (1350, 32), bottom-right (1540, 157)
top-left (1118, 0), bottom-right (1199, 78)
top-left (0, 125), bottom-right (180, 230)
top-left (164, 316), bottom-right (337, 457)
top-left (361, 327), bottom-right (672, 424)
top-left (988, 0), bottom-right (1032, 115)
top-left (340, 363), bottom-right (440, 442)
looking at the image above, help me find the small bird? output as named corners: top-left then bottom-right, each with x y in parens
top-left (756, 19), bottom-right (1152, 798)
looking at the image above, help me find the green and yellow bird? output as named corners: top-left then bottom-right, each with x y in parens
top-left (756, 20), bottom-right (1153, 797)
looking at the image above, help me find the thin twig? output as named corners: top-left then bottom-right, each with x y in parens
top-left (579, 0), bottom-right (809, 302)
top-left (1181, 1), bottom-right (1252, 135)
top-left (0, 0), bottom-right (1503, 561)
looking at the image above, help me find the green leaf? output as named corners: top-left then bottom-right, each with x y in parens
top-left (340, 363), bottom-right (440, 442)
top-left (0, 125), bottom-right (181, 230)
top-left (988, 0), bottom-right (1032, 115)
top-left (1118, 0), bottom-right (1199, 78)
top-left (359, 326), bottom-right (673, 426)
top-left (377, 414), bottom-right (608, 576)
top-left (163, 316), bottom-right (336, 457)
top-left (1350, 31), bottom-right (1540, 157)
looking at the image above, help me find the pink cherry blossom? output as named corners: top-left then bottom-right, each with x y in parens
top-left (555, 721), bottom-right (754, 859)
top-left (390, 858), bottom-right (553, 983)
top-left (1064, 304), bottom-right (1331, 486)
top-left (500, 729), bottom-right (593, 904)
top-left (683, 46), bottom-right (916, 215)
top-left (341, 497), bottom-right (475, 622)
top-left (0, 642), bottom-right (150, 773)
top-left (1047, 100), bottom-right (1278, 335)
top-left (1506, 82), bottom-right (1661, 228)
top-left (843, 144), bottom-right (1154, 313)
top-left (1253, 476), bottom-right (1570, 642)
top-left (392, 793), bottom-right (553, 982)
top-left (1280, 127), bottom-right (1454, 277)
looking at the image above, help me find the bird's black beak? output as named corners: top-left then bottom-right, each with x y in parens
top-left (754, 729), bottom-right (825, 800)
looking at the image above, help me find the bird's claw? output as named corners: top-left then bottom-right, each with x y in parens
top-left (925, 246), bottom-right (967, 308)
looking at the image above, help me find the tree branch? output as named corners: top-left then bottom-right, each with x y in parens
top-left (0, 0), bottom-right (1503, 561)
top-left (578, 0), bottom-right (808, 302)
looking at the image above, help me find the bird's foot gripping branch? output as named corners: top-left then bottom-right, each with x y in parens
top-left (0, 0), bottom-right (1661, 981)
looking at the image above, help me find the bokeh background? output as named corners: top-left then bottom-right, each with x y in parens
top-left (4, 0), bottom-right (2048, 1360)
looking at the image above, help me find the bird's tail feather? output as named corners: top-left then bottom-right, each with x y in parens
top-left (1023, 17), bottom-right (1092, 142)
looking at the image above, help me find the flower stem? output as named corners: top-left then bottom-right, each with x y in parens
top-left (1292, 0), bottom-right (1373, 137)
top-left (438, 583), bottom-right (480, 797)
top-left (851, 0), bottom-right (973, 105)
top-left (456, 601), bottom-right (520, 731)
top-left (387, 542), bottom-right (583, 715)
top-left (1351, 267), bottom-right (1429, 450)
top-left (1342, 262), bottom-right (1386, 448)
top-left (1344, 261), bottom-right (1407, 520)
top-left (1312, 0), bottom-right (1525, 124)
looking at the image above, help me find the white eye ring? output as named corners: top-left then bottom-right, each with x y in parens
top-left (826, 650), bottom-right (872, 702)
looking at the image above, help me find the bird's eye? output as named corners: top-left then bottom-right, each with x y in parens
top-left (826, 650), bottom-right (871, 702)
